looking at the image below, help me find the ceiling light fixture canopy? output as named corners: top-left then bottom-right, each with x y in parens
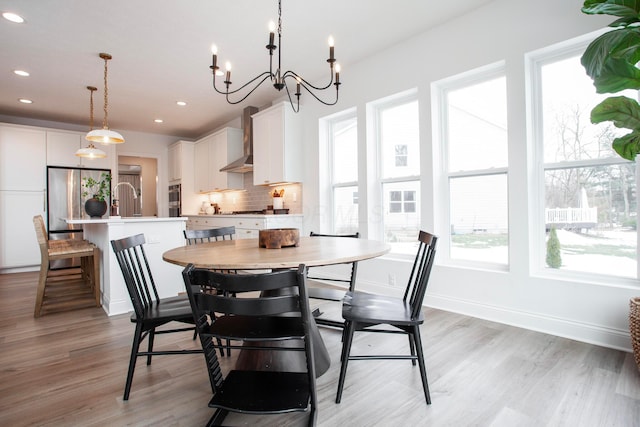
top-left (86, 53), bottom-right (124, 144)
top-left (77, 86), bottom-right (107, 159)
top-left (209, 0), bottom-right (340, 112)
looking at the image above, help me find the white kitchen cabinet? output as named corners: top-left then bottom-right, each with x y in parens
top-left (0, 125), bottom-right (47, 191)
top-left (186, 214), bottom-right (304, 240)
top-left (193, 128), bottom-right (243, 193)
top-left (46, 130), bottom-right (113, 169)
top-left (0, 190), bottom-right (46, 269)
top-left (194, 138), bottom-right (210, 193)
top-left (168, 141), bottom-right (199, 214)
top-left (252, 102), bottom-right (302, 186)
top-left (0, 124), bottom-right (48, 270)
top-left (168, 142), bottom-right (182, 182)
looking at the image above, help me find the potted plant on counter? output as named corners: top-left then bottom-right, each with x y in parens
top-left (82, 172), bottom-right (111, 218)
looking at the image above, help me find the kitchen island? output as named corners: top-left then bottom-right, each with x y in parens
top-left (66, 216), bottom-right (187, 315)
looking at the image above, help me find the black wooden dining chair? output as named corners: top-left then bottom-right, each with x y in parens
top-left (111, 233), bottom-right (202, 401)
top-left (182, 264), bottom-right (318, 427)
top-left (184, 225), bottom-right (237, 357)
top-left (335, 230), bottom-right (437, 406)
top-left (307, 231), bottom-right (360, 329)
top-left (183, 226), bottom-right (236, 245)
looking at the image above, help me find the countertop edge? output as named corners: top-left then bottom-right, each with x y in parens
top-left (66, 217), bottom-right (187, 224)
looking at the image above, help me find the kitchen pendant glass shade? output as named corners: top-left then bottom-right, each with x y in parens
top-left (75, 143), bottom-right (107, 158)
top-left (85, 52), bottom-right (124, 144)
top-left (85, 128), bottom-right (124, 144)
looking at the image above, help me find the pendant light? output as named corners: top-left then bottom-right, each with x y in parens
top-left (86, 53), bottom-right (124, 144)
top-left (76, 86), bottom-right (107, 159)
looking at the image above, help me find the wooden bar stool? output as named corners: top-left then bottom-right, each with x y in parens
top-left (32, 215), bottom-right (101, 317)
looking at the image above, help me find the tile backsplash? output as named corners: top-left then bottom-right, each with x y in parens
top-left (198, 172), bottom-right (303, 214)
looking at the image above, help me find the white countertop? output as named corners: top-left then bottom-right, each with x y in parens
top-left (66, 216), bottom-right (187, 224)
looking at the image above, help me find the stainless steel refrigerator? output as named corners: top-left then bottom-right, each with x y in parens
top-left (46, 165), bottom-right (111, 269)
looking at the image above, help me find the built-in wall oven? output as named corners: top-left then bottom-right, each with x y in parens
top-left (168, 184), bottom-right (181, 217)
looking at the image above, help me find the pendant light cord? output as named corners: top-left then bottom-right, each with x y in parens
top-left (102, 55), bottom-right (109, 129)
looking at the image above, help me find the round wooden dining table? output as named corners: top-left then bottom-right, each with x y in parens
top-left (162, 235), bottom-right (390, 270)
top-left (163, 235), bottom-right (390, 377)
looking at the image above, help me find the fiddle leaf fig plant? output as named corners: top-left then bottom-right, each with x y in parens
top-left (82, 172), bottom-right (111, 202)
top-left (581, 0), bottom-right (640, 160)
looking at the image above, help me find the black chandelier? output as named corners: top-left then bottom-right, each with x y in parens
top-left (209, 0), bottom-right (340, 112)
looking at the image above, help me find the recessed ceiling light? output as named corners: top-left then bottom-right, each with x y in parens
top-left (18, 98), bottom-right (33, 104)
top-left (154, 119), bottom-right (163, 123)
top-left (176, 101), bottom-right (187, 106)
top-left (2, 12), bottom-right (24, 23)
top-left (14, 70), bottom-right (29, 77)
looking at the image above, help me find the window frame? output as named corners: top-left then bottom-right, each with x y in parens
top-left (327, 109), bottom-right (359, 235)
top-left (370, 90), bottom-right (421, 256)
top-left (527, 35), bottom-right (639, 284)
top-left (433, 61), bottom-right (510, 271)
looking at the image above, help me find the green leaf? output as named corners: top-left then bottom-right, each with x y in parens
top-left (612, 132), bottom-right (640, 160)
top-left (582, 0), bottom-right (640, 18)
top-left (581, 28), bottom-right (640, 80)
top-left (609, 16), bottom-right (640, 26)
top-left (591, 96), bottom-right (640, 130)
top-left (592, 57), bottom-right (640, 92)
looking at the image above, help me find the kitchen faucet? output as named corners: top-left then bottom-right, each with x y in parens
top-left (111, 182), bottom-right (138, 216)
top-left (113, 181), bottom-right (138, 199)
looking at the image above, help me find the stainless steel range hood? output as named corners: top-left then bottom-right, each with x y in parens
top-left (220, 106), bottom-right (259, 173)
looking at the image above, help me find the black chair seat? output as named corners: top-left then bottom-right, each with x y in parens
top-left (343, 291), bottom-right (425, 326)
top-left (306, 285), bottom-right (346, 302)
top-left (130, 296), bottom-right (194, 323)
top-left (203, 315), bottom-right (305, 341)
top-left (209, 370), bottom-right (311, 413)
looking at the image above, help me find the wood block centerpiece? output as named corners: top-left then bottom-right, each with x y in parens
top-left (259, 228), bottom-right (300, 249)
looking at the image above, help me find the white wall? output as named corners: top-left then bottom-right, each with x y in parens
top-left (297, 0), bottom-right (636, 351)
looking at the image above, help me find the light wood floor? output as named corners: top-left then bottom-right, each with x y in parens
top-left (1, 271), bottom-right (640, 426)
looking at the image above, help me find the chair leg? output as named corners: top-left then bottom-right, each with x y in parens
top-left (408, 333), bottom-right (417, 366)
top-left (34, 264), bottom-right (48, 317)
top-left (92, 248), bottom-right (101, 306)
top-left (124, 323), bottom-right (144, 401)
top-left (336, 320), bottom-right (355, 403)
top-left (412, 325), bottom-right (431, 405)
top-left (147, 328), bottom-right (155, 365)
top-left (207, 408), bottom-right (229, 427)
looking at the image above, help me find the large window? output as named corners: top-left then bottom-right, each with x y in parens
top-left (376, 95), bottom-right (420, 254)
top-left (534, 47), bottom-right (637, 279)
top-left (438, 66), bottom-right (509, 266)
top-left (329, 113), bottom-right (358, 234)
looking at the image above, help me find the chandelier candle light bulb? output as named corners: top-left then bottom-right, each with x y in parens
top-left (329, 36), bottom-right (335, 62)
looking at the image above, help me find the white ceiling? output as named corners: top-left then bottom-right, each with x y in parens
top-left (0, 0), bottom-right (494, 139)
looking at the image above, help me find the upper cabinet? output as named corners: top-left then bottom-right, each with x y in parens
top-left (252, 102), bottom-right (302, 186)
top-left (46, 130), bottom-right (113, 169)
top-left (0, 125), bottom-right (47, 191)
top-left (194, 128), bottom-right (243, 193)
top-left (168, 141), bottom-right (183, 182)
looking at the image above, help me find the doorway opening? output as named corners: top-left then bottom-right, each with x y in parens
top-left (118, 156), bottom-right (158, 217)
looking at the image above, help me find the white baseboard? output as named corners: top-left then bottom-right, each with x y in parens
top-left (360, 280), bottom-right (632, 353)
top-left (425, 293), bottom-right (632, 353)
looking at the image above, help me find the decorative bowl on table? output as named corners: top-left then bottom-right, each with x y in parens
top-left (258, 228), bottom-right (300, 249)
